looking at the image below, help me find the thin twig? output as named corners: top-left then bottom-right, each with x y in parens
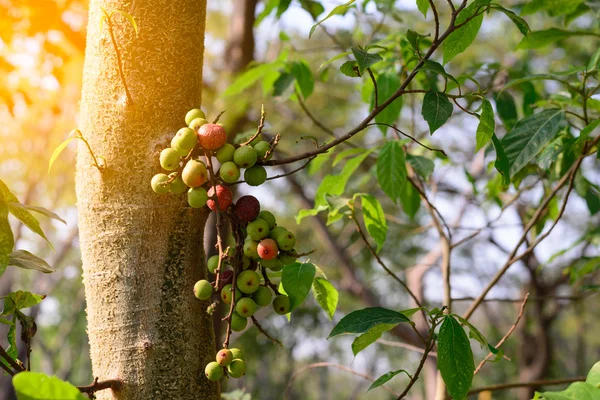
top-left (367, 68), bottom-right (379, 108)
top-left (77, 377), bottom-right (123, 395)
top-left (376, 339), bottom-right (438, 357)
top-left (468, 377), bottom-right (586, 395)
top-left (251, 316), bottom-right (282, 347)
top-left (0, 345), bottom-right (24, 373)
top-left (366, 123), bottom-right (447, 156)
top-left (240, 105), bottom-right (266, 146)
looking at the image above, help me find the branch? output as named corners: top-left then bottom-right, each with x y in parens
top-left (0, 345), bottom-right (25, 373)
top-left (77, 377), bottom-right (123, 395)
top-left (468, 377), bottom-right (586, 395)
top-left (251, 316), bottom-right (282, 347)
top-left (367, 68), bottom-right (379, 108)
top-left (240, 105), bottom-right (266, 146)
top-left (365, 123), bottom-right (447, 156)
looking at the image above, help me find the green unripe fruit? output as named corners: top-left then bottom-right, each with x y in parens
top-left (244, 165), bottom-right (267, 186)
top-left (273, 294), bottom-right (291, 315)
top-left (219, 161), bottom-right (240, 184)
top-left (243, 239), bottom-right (259, 259)
top-left (193, 280), bottom-right (213, 300)
top-left (236, 270), bottom-right (261, 294)
top-left (169, 176), bottom-right (187, 194)
top-left (160, 148), bottom-right (181, 171)
top-left (216, 143), bottom-right (236, 164)
top-left (260, 257), bottom-right (283, 270)
top-left (227, 359), bottom-right (246, 378)
top-left (151, 174), bottom-right (171, 194)
top-left (254, 141), bottom-right (273, 160)
top-left (229, 348), bottom-right (244, 360)
top-left (187, 187), bottom-right (208, 208)
top-left (182, 159), bottom-right (208, 187)
top-left (235, 297), bottom-right (257, 318)
top-left (230, 312), bottom-right (247, 332)
top-left (269, 226), bottom-right (288, 240)
top-left (258, 210), bottom-right (276, 229)
top-left (172, 146), bottom-right (189, 157)
top-left (185, 108), bottom-right (206, 126)
top-left (171, 127), bottom-right (197, 152)
top-left (246, 218), bottom-right (270, 241)
top-left (205, 361), bottom-right (223, 381)
top-left (275, 230), bottom-right (296, 251)
top-left (241, 256), bottom-right (251, 270)
top-left (221, 284), bottom-right (242, 304)
top-left (278, 251), bottom-right (298, 267)
top-left (216, 349), bottom-right (233, 366)
top-left (252, 286), bottom-right (273, 307)
top-left (207, 255), bottom-right (220, 274)
top-left (189, 117), bottom-right (208, 131)
top-left (233, 146), bottom-right (258, 168)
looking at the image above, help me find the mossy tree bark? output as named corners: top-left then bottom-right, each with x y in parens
top-left (76, 1), bottom-right (218, 399)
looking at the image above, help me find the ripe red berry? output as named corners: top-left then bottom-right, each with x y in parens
top-left (197, 124), bottom-right (227, 150)
top-left (207, 185), bottom-right (233, 211)
top-left (257, 238), bottom-right (278, 260)
top-left (234, 195), bottom-right (261, 222)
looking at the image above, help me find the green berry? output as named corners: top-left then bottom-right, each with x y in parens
top-left (254, 141), bottom-right (273, 160)
top-left (216, 349), bottom-right (233, 366)
top-left (216, 143), bottom-right (236, 164)
top-left (172, 127), bottom-right (198, 151)
top-left (247, 218), bottom-right (270, 241)
top-left (236, 270), bottom-right (261, 294)
top-left (151, 174), bottom-right (171, 194)
top-left (227, 359), bottom-right (246, 378)
top-left (185, 108), bottom-right (206, 126)
top-left (187, 187), bottom-right (208, 208)
top-left (189, 117), bottom-right (209, 131)
top-left (273, 295), bottom-right (291, 315)
top-left (243, 239), bottom-right (259, 259)
top-left (278, 251), bottom-right (298, 267)
top-left (235, 297), bottom-right (257, 318)
top-left (269, 226), bottom-right (288, 240)
top-left (160, 148), bottom-right (181, 171)
top-left (204, 361), bottom-right (223, 381)
top-left (229, 348), bottom-right (244, 360)
top-left (252, 286), bottom-right (272, 307)
top-left (241, 256), bottom-right (251, 270)
top-left (230, 312), bottom-right (247, 332)
top-left (274, 230), bottom-right (295, 251)
top-left (182, 159), bottom-right (208, 187)
top-left (169, 176), bottom-right (187, 195)
top-left (233, 146), bottom-right (258, 169)
top-left (193, 280), bottom-right (213, 300)
top-left (260, 257), bottom-right (283, 270)
top-left (219, 161), bottom-right (240, 184)
top-left (258, 210), bottom-right (276, 229)
top-left (207, 255), bottom-right (220, 274)
top-left (244, 165), bottom-right (267, 186)
top-left (172, 146), bottom-right (189, 157)
top-left (221, 284), bottom-right (242, 304)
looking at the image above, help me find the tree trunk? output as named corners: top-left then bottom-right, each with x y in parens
top-left (76, 1), bottom-right (218, 399)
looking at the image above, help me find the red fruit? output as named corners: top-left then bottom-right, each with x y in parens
top-left (257, 238), bottom-right (278, 260)
top-left (234, 195), bottom-right (261, 223)
top-left (207, 185), bottom-right (233, 211)
top-left (197, 124), bottom-right (227, 150)
top-left (217, 270), bottom-right (233, 290)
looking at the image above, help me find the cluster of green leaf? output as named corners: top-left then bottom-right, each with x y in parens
top-left (534, 362), bottom-right (600, 400)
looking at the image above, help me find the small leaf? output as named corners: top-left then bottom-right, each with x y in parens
top-left (494, 91), bottom-right (518, 130)
top-left (2, 291), bottom-right (45, 316)
top-left (351, 47), bottom-right (382, 75)
top-left (417, 61), bottom-right (460, 87)
top-left (282, 262), bottom-right (316, 311)
top-left (328, 307), bottom-right (410, 338)
top-left (360, 194), bottom-right (387, 252)
top-left (407, 154), bottom-right (434, 180)
top-left (491, 134), bottom-right (510, 186)
top-left (422, 91), bottom-right (453, 134)
top-left (586, 361), bottom-right (600, 387)
top-left (0, 204), bottom-right (13, 275)
top-left (489, 4), bottom-right (530, 35)
top-left (367, 369), bottom-right (411, 393)
top-left (48, 134), bottom-right (78, 173)
top-left (318, 51), bottom-right (352, 71)
top-left (333, 148), bottom-right (367, 167)
top-left (290, 60), bottom-right (315, 98)
top-left (340, 61), bottom-right (360, 78)
top-left (309, 0), bottom-right (356, 38)
top-left (476, 98), bottom-right (495, 151)
top-left (8, 250), bottom-right (54, 274)
top-left (454, 315), bottom-right (488, 348)
top-left (377, 141), bottom-right (407, 203)
top-left (517, 28), bottom-right (594, 50)
top-left (273, 72), bottom-right (295, 96)
top-left (372, 73), bottom-right (403, 133)
top-left (400, 181), bottom-right (421, 217)
top-left (7, 203), bottom-right (66, 225)
top-left (416, 0), bottom-right (429, 17)
top-left (6, 202), bottom-right (51, 247)
top-left (112, 9), bottom-right (139, 36)
top-left (537, 382), bottom-right (600, 400)
top-left (521, 0), bottom-right (585, 16)
top-left (312, 277), bottom-right (338, 320)
top-left (578, 119), bottom-right (600, 143)
top-left (352, 323), bottom-right (397, 356)
top-left (437, 316), bottom-right (475, 400)
top-left (443, 1), bottom-right (488, 64)
top-left (13, 372), bottom-right (88, 400)
top-left (299, 0), bottom-right (325, 19)
top-left (223, 63), bottom-right (280, 97)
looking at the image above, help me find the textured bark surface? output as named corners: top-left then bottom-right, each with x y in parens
top-left (76, 1), bottom-right (218, 399)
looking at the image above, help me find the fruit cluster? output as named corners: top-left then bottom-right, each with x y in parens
top-left (151, 108), bottom-right (301, 382)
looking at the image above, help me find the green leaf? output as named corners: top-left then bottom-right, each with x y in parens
top-left (340, 61), bottom-right (360, 78)
top-left (536, 382), bottom-right (600, 400)
top-left (351, 47), bottom-right (382, 75)
top-left (491, 134), bottom-right (511, 186)
top-left (578, 119), bottom-right (600, 143)
top-left (587, 361), bottom-right (600, 387)
top-left (290, 60), bottom-right (315, 99)
top-left (7, 203), bottom-right (66, 225)
top-left (400, 181), bottom-right (421, 217)
top-left (495, 91), bottom-right (518, 130)
top-left (521, 0), bottom-right (585, 16)
top-left (333, 148), bottom-right (367, 167)
top-left (255, 0), bottom-right (278, 26)
top-left (367, 369), bottom-right (411, 393)
top-left (8, 250), bottom-right (54, 274)
top-left (406, 29), bottom-right (429, 54)
top-left (281, 262), bottom-right (316, 311)
top-left (489, 4), bottom-right (530, 35)
top-left (3, 321), bottom-right (17, 369)
top-left (372, 73), bottom-right (403, 133)
top-left (377, 141), bottom-right (407, 203)
top-left (588, 47), bottom-right (600, 71)
top-left (328, 307), bottom-right (410, 338)
top-left (48, 135), bottom-right (78, 173)
top-left (453, 315), bottom-right (488, 348)
top-left (6, 202), bottom-right (51, 248)
top-left (501, 109), bottom-right (566, 177)
top-left (309, 0), bottom-right (356, 38)
top-left (416, 0), bottom-right (429, 17)
top-left (476, 98), bottom-right (495, 151)
top-left (422, 91), bottom-right (453, 134)
top-left (417, 61), bottom-right (460, 87)
top-left (443, 1), bottom-right (488, 64)
top-left (0, 204), bottom-right (13, 276)
top-left (112, 9), bottom-right (139, 36)
top-left (223, 63), bottom-right (280, 97)
top-left (13, 372), bottom-right (88, 400)
top-left (318, 51), bottom-right (351, 71)
top-left (273, 72), bottom-right (295, 96)
top-left (315, 150), bottom-right (372, 207)
top-left (437, 316), bottom-right (475, 400)
top-left (352, 323), bottom-right (397, 356)
top-left (2, 291), bottom-right (45, 316)
top-left (407, 154), bottom-right (434, 180)
top-left (517, 28), bottom-right (596, 50)
top-left (277, 0), bottom-right (292, 17)
top-left (299, 0), bottom-right (325, 19)
top-left (359, 194), bottom-right (387, 252)
top-left (312, 277), bottom-right (338, 320)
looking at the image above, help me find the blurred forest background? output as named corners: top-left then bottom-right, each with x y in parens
top-left (0, 0), bottom-right (599, 399)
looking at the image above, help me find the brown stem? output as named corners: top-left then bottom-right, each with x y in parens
top-left (468, 377), bottom-right (585, 395)
top-left (240, 105), bottom-right (266, 146)
top-left (251, 316), bottom-right (282, 347)
top-left (367, 67), bottom-right (379, 108)
top-left (77, 377), bottom-right (123, 395)
top-left (0, 345), bottom-right (24, 373)
top-left (365, 123), bottom-right (447, 156)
